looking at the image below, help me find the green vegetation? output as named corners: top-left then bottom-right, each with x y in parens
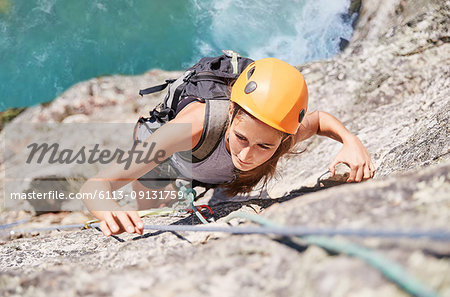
top-left (0, 107), bottom-right (26, 131)
top-left (0, 0), bottom-right (11, 14)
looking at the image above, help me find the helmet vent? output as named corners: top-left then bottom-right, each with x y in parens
top-left (244, 81), bottom-right (257, 94)
top-left (247, 67), bottom-right (255, 79)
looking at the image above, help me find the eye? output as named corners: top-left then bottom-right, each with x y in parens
top-left (258, 144), bottom-right (271, 150)
top-left (235, 134), bottom-right (246, 141)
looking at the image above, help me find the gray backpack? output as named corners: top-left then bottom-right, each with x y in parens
top-left (135, 50), bottom-right (254, 163)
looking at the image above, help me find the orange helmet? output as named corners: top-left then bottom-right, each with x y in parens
top-left (230, 58), bottom-right (308, 134)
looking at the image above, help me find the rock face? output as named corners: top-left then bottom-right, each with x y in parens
top-left (268, 0), bottom-right (449, 197)
top-left (0, 0), bottom-right (449, 296)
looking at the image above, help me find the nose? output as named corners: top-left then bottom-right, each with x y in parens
top-left (238, 146), bottom-right (252, 162)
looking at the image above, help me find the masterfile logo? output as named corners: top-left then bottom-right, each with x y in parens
top-left (3, 122), bottom-right (192, 212)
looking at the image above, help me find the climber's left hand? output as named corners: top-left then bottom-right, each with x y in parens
top-left (328, 135), bottom-right (376, 182)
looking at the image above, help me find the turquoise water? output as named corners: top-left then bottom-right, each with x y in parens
top-left (0, 0), bottom-right (355, 111)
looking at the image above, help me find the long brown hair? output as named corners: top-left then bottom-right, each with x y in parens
top-left (222, 104), bottom-right (296, 196)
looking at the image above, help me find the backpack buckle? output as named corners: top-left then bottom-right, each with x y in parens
top-left (183, 70), bottom-right (196, 82)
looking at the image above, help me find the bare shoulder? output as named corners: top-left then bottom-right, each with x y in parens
top-left (169, 101), bottom-right (206, 149)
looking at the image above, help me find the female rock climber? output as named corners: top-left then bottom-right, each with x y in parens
top-left (80, 58), bottom-right (375, 236)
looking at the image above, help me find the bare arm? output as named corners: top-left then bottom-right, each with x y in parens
top-left (80, 103), bottom-right (205, 236)
top-left (295, 111), bottom-right (375, 182)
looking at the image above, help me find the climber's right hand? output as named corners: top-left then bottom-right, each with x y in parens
top-left (95, 210), bottom-right (144, 236)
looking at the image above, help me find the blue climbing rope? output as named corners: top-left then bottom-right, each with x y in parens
top-left (224, 212), bottom-right (440, 297)
top-left (3, 222), bottom-right (450, 241)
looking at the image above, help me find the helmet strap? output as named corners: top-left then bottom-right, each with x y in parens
top-left (281, 134), bottom-right (291, 142)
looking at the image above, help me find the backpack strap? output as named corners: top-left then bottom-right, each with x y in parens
top-left (139, 79), bottom-right (175, 96)
top-left (192, 99), bottom-right (230, 162)
top-left (140, 71), bottom-right (195, 122)
top-left (222, 50), bottom-right (240, 74)
top-left (177, 99), bottom-right (230, 163)
top-left (165, 70), bottom-right (194, 117)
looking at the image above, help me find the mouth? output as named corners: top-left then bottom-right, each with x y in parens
top-left (236, 156), bottom-right (251, 166)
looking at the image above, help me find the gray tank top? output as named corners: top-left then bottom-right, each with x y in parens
top-left (170, 136), bottom-right (235, 184)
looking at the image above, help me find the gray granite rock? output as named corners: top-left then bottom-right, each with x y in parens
top-left (1, 161), bottom-right (449, 297)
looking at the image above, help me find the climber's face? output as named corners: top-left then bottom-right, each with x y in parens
top-left (227, 109), bottom-right (283, 171)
